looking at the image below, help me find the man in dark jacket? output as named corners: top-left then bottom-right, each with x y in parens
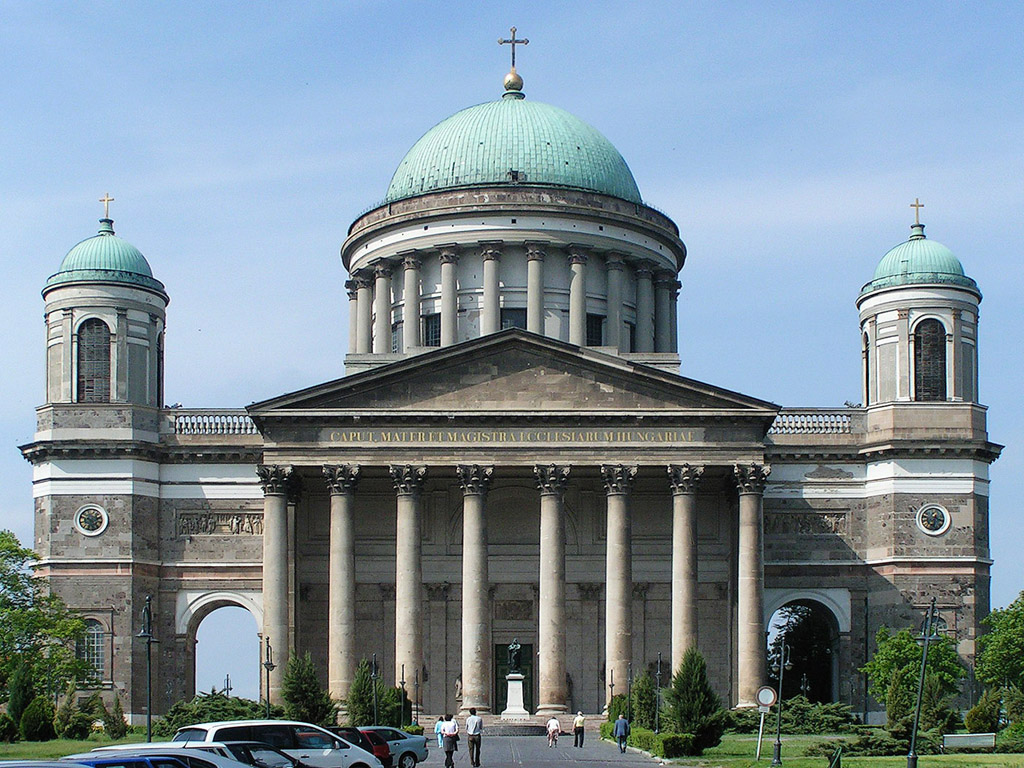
top-left (613, 713), bottom-right (630, 753)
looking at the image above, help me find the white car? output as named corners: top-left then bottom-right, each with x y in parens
top-left (64, 747), bottom-right (249, 768)
top-left (172, 721), bottom-right (381, 768)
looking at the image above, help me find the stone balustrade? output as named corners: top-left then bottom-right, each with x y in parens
top-left (769, 409), bottom-right (856, 435)
top-left (167, 409), bottom-right (258, 435)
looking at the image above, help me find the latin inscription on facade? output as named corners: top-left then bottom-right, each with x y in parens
top-left (322, 428), bottom-right (704, 445)
top-left (764, 511), bottom-right (847, 535)
top-left (176, 512), bottom-right (263, 537)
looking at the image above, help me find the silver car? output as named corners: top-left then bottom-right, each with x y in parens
top-left (358, 728), bottom-right (428, 768)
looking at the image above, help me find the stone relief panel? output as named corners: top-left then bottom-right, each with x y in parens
top-left (765, 510), bottom-right (848, 536)
top-left (176, 511), bottom-right (263, 537)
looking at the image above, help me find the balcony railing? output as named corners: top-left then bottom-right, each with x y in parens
top-left (769, 409), bottom-right (855, 435)
top-left (168, 410), bottom-right (258, 435)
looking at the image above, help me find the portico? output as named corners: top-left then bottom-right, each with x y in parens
top-left (250, 330), bottom-right (778, 713)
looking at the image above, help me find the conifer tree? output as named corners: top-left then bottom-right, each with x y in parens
top-left (345, 659), bottom-right (376, 726)
top-left (6, 660), bottom-right (34, 727)
top-left (663, 647), bottom-right (726, 754)
top-left (104, 695), bottom-right (128, 739)
top-left (630, 670), bottom-right (658, 730)
top-left (281, 652), bottom-right (337, 726)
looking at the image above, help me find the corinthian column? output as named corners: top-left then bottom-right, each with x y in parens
top-left (373, 263), bottom-right (393, 354)
top-left (606, 254), bottom-right (624, 350)
top-left (390, 465), bottom-right (428, 693)
top-left (481, 246), bottom-right (501, 336)
top-left (568, 248), bottom-right (588, 346)
top-left (734, 463), bottom-right (770, 707)
top-left (440, 248), bottom-right (459, 346)
top-left (345, 281), bottom-right (359, 354)
top-left (258, 464), bottom-right (293, 703)
top-left (526, 244), bottom-right (546, 334)
top-left (534, 464), bottom-right (571, 715)
top-left (402, 254), bottom-right (421, 350)
top-left (602, 464), bottom-right (638, 709)
top-left (635, 262), bottom-right (655, 352)
top-left (655, 271), bottom-right (674, 353)
top-left (457, 464), bottom-right (494, 714)
top-left (324, 464), bottom-right (360, 701)
top-left (668, 463), bottom-right (703, 671)
top-left (355, 274), bottom-right (373, 354)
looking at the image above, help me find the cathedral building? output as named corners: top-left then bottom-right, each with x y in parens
top-left (22, 64), bottom-right (1000, 722)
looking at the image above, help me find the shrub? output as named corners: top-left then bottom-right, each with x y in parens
top-left (104, 695), bottom-right (128, 739)
top-left (282, 652), bottom-right (337, 726)
top-left (153, 692), bottom-right (280, 738)
top-left (53, 684), bottom-right (77, 738)
top-left (62, 711), bottom-right (94, 740)
top-left (885, 666), bottom-right (914, 731)
top-left (19, 695), bottom-right (56, 741)
top-left (997, 721), bottom-right (1024, 753)
top-left (599, 721), bottom-right (613, 740)
top-left (804, 728), bottom-right (938, 757)
top-left (601, 725), bottom-right (698, 758)
top-left (1006, 686), bottom-right (1024, 726)
top-left (7, 660), bottom-right (34, 726)
top-left (607, 693), bottom-right (628, 722)
top-left (660, 733), bottom-right (697, 757)
top-left (630, 670), bottom-right (658, 730)
top-left (662, 647), bottom-right (727, 754)
top-left (404, 723), bottom-right (424, 736)
top-left (726, 706), bottom-right (763, 733)
top-left (0, 711), bottom-right (19, 743)
top-left (920, 673), bottom-right (960, 734)
top-left (965, 687), bottom-right (1001, 733)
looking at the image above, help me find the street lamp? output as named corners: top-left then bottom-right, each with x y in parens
top-left (413, 671), bottom-right (420, 725)
top-left (136, 595), bottom-right (157, 743)
top-left (627, 662), bottom-right (633, 722)
top-left (371, 653), bottom-right (379, 726)
top-left (908, 598), bottom-right (940, 768)
top-left (655, 652), bottom-right (663, 734)
top-left (262, 637), bottom-right (276, 718)
top-left (399, 664), bottom-right (407, 728)
top-left (770, 636), bottom-right (793, 767)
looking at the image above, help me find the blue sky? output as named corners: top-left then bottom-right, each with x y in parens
top-left (1, 2), bottom-right (1021, 701)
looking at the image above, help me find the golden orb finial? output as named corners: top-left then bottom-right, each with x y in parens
top-left (504, 68), bottom-right (524, 92)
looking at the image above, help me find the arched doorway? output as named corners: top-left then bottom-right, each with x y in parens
top-left (179, 591), bottom-right (263, 701)
top-left (767, 600), bottom-right (841, 703)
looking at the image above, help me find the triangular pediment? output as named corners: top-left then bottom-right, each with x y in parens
top-left (249, 330), bottom-right (778, 416)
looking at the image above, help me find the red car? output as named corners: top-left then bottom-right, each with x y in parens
top-left (358, 730), bottom-right (392, 768)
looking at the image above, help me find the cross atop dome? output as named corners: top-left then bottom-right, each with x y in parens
top-left (499, 26), bottom-right (528, 94)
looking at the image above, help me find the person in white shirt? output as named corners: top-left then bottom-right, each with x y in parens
top-left (465, 707), bottom-right (483, 767)
top-left (546, 715), bottom-right (561, 747)
top-left (441, 713), bottom-right (459, 768)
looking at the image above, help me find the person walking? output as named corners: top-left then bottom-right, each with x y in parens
top-left (465, 707), bottom-right (483, 767)
top-left (434, 716), bottom-right (444, 749)
top-left (572, 711), bottom-right (585, 748)
top-left (441, 713), bottom-right (459, 768)
top-left (546, 715), bottom-right (561, 748)
top-left (613, 713), bottom-right (630, 753)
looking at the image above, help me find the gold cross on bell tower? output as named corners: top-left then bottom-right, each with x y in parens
top-left (498, 26), bottom-right (529, 69)
top-left (910, 197), bottom-right (924, 225)
top-left (99, 193), bottom-right (115, 219)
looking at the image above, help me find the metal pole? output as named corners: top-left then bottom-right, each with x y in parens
top-left (655, 652), bottom-right (662, 734)
top-left (414, 671), bottom-right (420, 725)
top-left (627, 662), bottom-right (633, 723)
top-left (771, 639), bottom-right (790, 767)
top-left (609, 668), bottom-right (615, 711)
top-left (399, 664), bottom-right (407, 728)
top-left (136, 595), bottom-right (155, 743)
top-left (371, 653), bottom-right (379, 726)
top-left (907, 598), bottom-right (937, 768)
top-left (262, 637), bottom-right (276, 718)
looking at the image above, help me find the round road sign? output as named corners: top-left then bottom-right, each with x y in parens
top-left (755, 685), bottom-right (778, 707)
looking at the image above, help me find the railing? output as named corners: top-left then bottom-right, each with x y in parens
top-left (169, 410), bottom-right (258, 435)
top-left (769, 409), bottom-right (854, 435)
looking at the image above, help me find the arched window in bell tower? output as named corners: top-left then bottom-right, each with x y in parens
top-left (914, 318), bottom-right (946, 401)
top-left (77, 318), bottom-right (111, 403)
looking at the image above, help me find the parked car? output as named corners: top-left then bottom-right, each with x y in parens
top-left (324, 729), bottom-right (374, 758)
top-left (358, 728), bottom-right (427, 768)
top-left (204, 743), bottom-right (304, 768)
top-left (60, 756), bottom-right (189, 768)
top-left (356, 731), bottom-right (391, 768)
top-left (2, 763), bottom-right (92, 768)
top-left (172, 721), bottom-right (380, 768)
top-left (66, 747), bottom-right (251, 768)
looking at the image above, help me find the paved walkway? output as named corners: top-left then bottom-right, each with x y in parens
top-left (418, 735), bottom-right (655, 767)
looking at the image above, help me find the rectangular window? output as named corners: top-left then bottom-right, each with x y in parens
top-left (391, 322), bottom-right (401, 353)
top-left (586, 313), bottom-right (605, 346)
top-left (422, 313), bottom-right (441, 347)
top-left (626, 321), bottom-right (636, 353)
top-left (501, 308), bottom-right (527, 330)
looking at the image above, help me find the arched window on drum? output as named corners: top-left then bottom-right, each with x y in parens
top-left (76, 619), bottom-right (106, 679)
top-left (914, 318), bottom-right (947, 401)
top-left (77, 319), bottom-right (111, 403)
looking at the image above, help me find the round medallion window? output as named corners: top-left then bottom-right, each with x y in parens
top-left (74, 505), bottom-right (109, 537)
top-left (916, 504), bottom-right (951, 536)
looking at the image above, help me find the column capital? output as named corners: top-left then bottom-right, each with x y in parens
top-left (323, 464), bottom-right (361, 495)
top-left (526, 242), bottom-right (548, 261)
top-left (425, 582), bottom-right (450, 601)
top-left (632, 581), bottom-right (650, 600)
top-left (601, 464), bottom-right (638, 495)
top-left (457, 464), bottom-right (494, 495)
top-left (655, 269), bottom-right (676, 287)
top-left (534, 464), bottom-right (571, 495)
top-left (390, 464), bottom-right (428, 496)
top-left (952, 308), bottom-right (962, 320)
top-left (734, 463), bottom-right (771, 494)
top-left (257, 464), bottom-right (293, 496)
top-left (605, 252), bottom-right (626, 270)
top-left (480, 243), bottom-right (503, 261)
top-left (668, 463), bottom-right (705, 494)
top-left (354, 272), bottom-right (374, 290)
top-left (374, 262), bottom-right (394, 279)
top-left (345, 280), bottom-right (359, 300)
top-left (401, 252), bottom-right (422, 270)
top-left (438, 246), bottom-right (461, 264)
top-left (635, 260), bottom-right (655, 279)
top-left (567, 246), bottom-right (589, 265)
top-left (577, 582), bottom-right (603, 601)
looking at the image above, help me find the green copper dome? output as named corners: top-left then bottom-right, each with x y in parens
top-left (385, 90), bottom-right (642, 204)
top-left (46, 219), bottom-right (166, 295)
top-left (861, 223), bottom-right (978, 296)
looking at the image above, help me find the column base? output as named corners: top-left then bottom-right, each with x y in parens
top-left (459, 705), bottom-right (492, 716)
top-left (534, 704), bottom-right (569, 717)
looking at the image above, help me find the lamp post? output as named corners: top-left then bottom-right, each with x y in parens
top-left (655, 652), bottom-right (663, 734)
top-left (136, 595), bottom-right (156, 743)
top-left (800, 673), bottom-right (810, 700)
top-left (371, 653), bottom-right (379, 726)
top-left (770, 636), bottom-right (792, 767)
top-left (262, 637), bottom-right (276, 718)
top-left (399, 664), bottom-right (407, 728)
top-left (608, 668), bottom-right (615, 709)
top-left (908, 598), bottom-right (939, 768)
top-left (627, 662), bottom-right (633, 722)
top-left (413, 671), bottom-right (420, 725)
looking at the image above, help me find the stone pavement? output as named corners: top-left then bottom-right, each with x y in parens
top-left (417, 734), bottom-right (656, 767)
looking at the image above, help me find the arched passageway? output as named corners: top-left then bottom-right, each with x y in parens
top-left (189, 601), bottom-right (261, 700)
top-left (767, 600), bottom-right (841, 703)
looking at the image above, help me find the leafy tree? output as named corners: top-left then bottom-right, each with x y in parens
top-left (920, 672), bottom-right (960, 734)
top-left (662, 647), bottom-right (727, 754)
top-left (860, 626), bottom-right (964, 713)
top-left (964, 687), bottom-right (1001, 733)
top-left (1005, 685), bottom-right (1024, 726)
top-left (19, 695), bottom-right (56, 741)
top-left (630, 670), bottom-right (658, 730)
top-left (282, 652), bottom-right (337, 726)
top-left (0, 531), bottom-right (90, 698)
top-left (0, 711), bottom-right (18, 742)
top-left (885, 666), bottom-right (914, 732)
top-left (6, 659), bottom-right (34, 726)
top-left (153, 692), bottom-right (281, 738)
top-left (104, 695), bottom-right (128, 739)
top-left (606, 693), bottom-right (628, 722)
top-left (977, 592), bottom-right (1024, 690)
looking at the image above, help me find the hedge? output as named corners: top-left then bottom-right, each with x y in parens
top-left (599, 722), bottom-right (697, 757)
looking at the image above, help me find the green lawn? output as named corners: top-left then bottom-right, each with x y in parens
top-left (0, 734), bottom-right (145, 760)
top-left (661, 733), bottom-right (1024, 767)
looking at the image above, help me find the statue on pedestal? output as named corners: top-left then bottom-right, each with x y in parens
top-left (507, 638), bottom-right (522, 673)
